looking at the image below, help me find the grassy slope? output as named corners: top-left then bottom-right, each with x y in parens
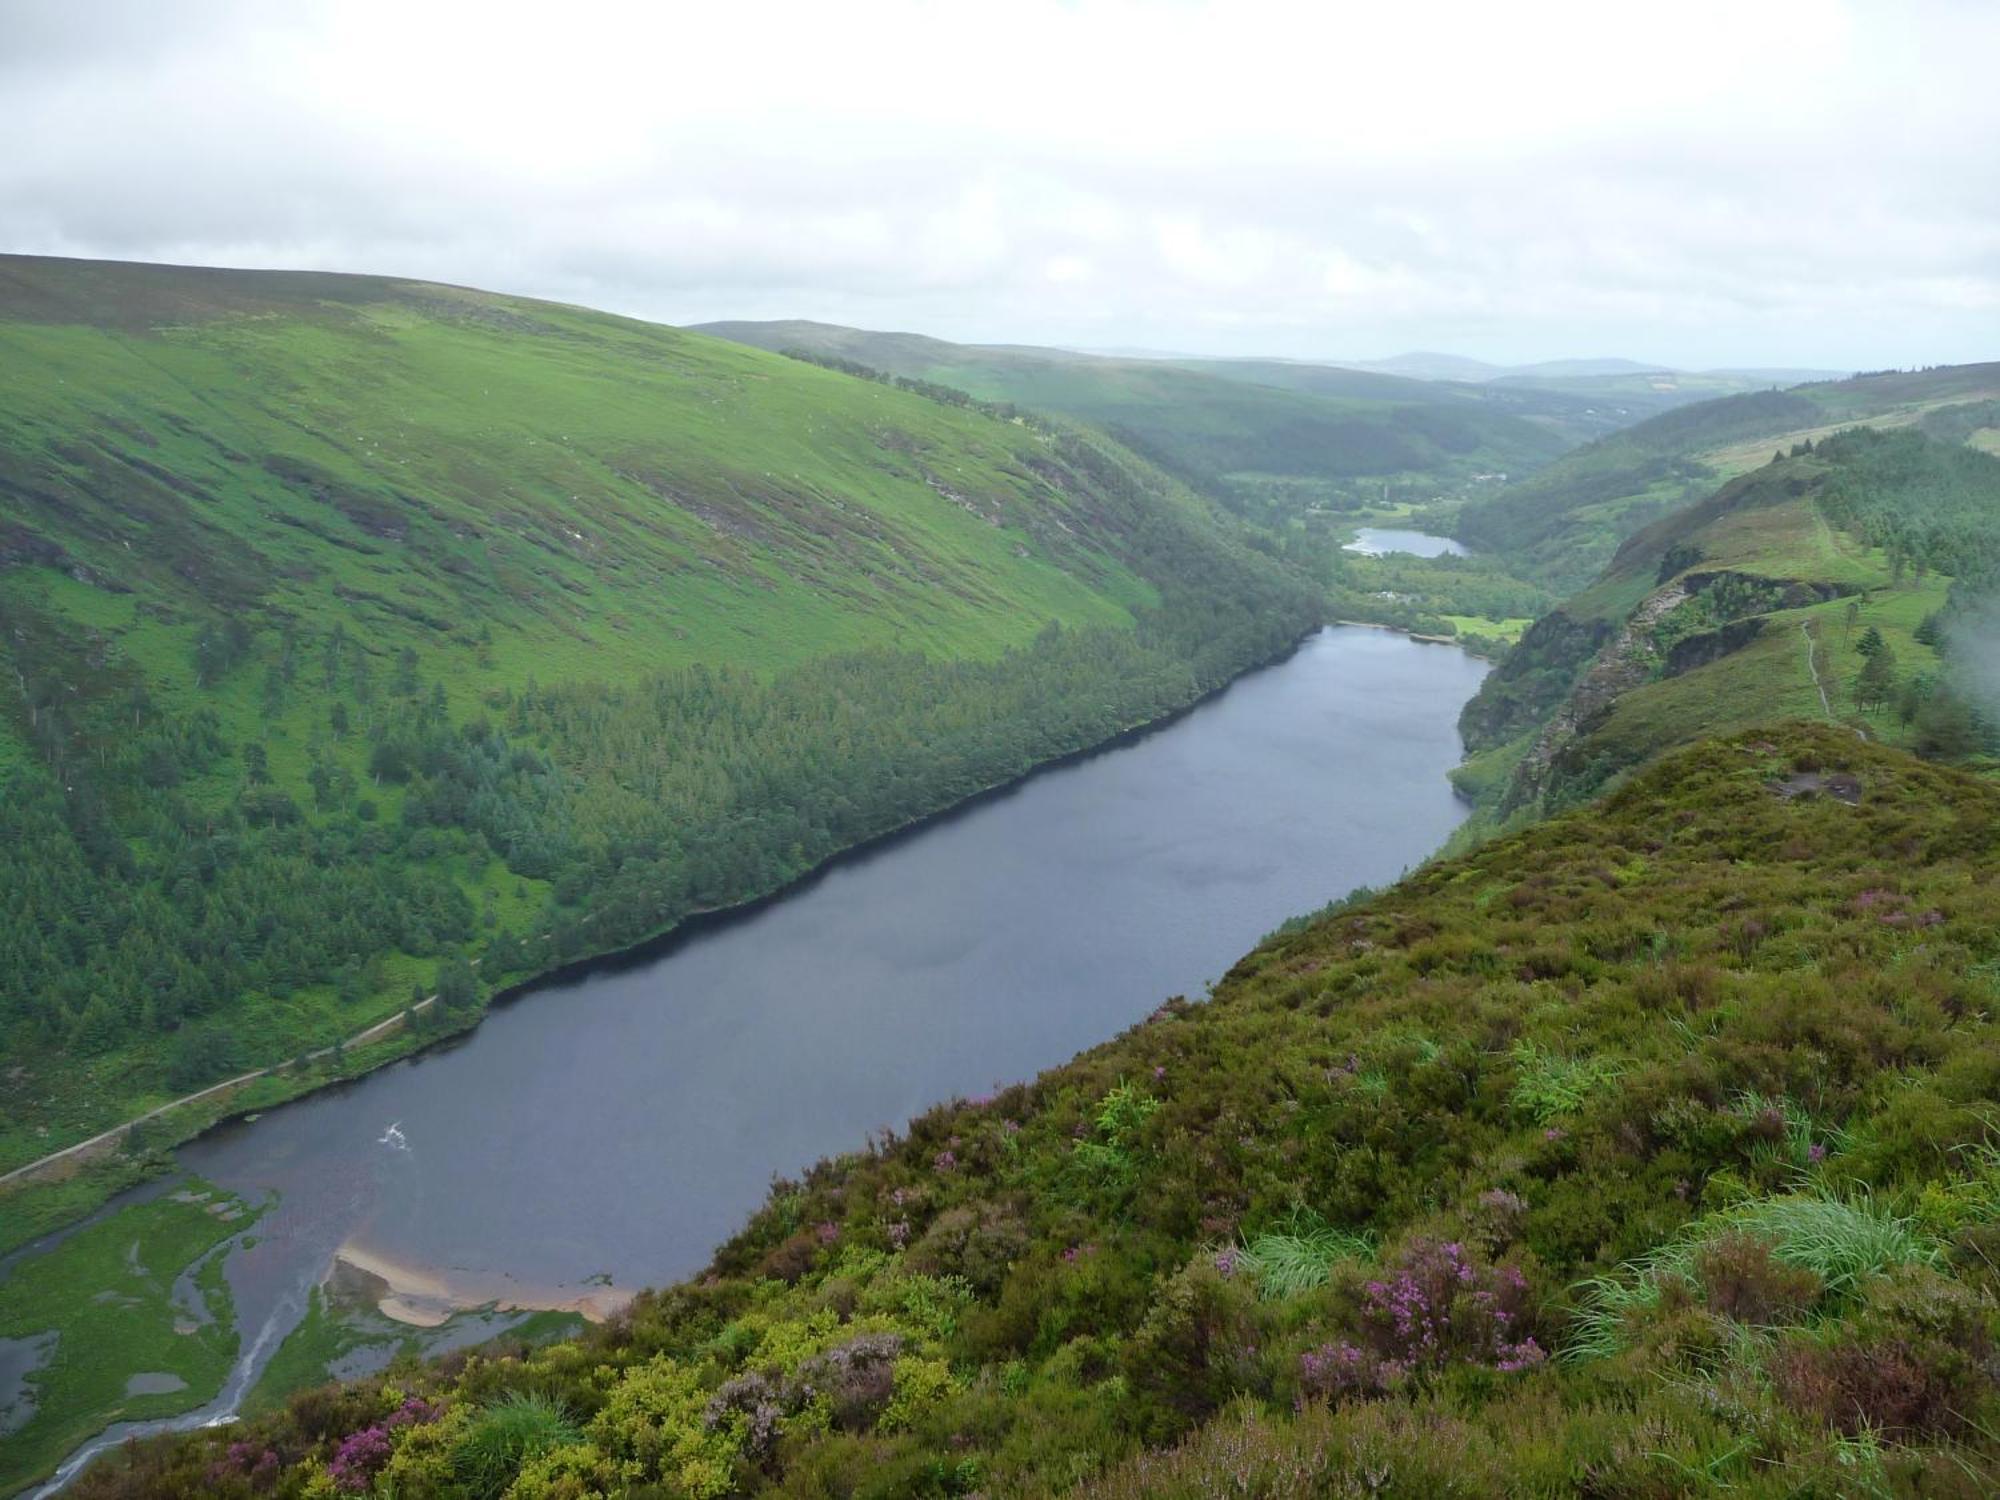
top-left (1457, 364), bottom-right (2000, 594)
top-left (73, 724), bottom-right (2000, 1498)
top-left (690, 320), bottom-right (1577, 504)
top-left (0, 255), bottom-right (1303, 1178)
top-left (1460, 434), bottom-right (1996, 821)
top-left (0, 260), bottom-right (1160, 700)
top-left (1172, 357), bottom-right (1639, 447)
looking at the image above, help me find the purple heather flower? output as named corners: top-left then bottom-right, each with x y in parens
top-left (387, 1395), bottom-right (442, 1428)
top-left (933, 1149), bottom-right (957, 1172)
top-left (815, 1220), bottom-right (841, 1245)
top-left (886, 1221), bottom-right (910, 1248)
top-left (328, 1426), bottom-right (393, 1493)
top-left (1808, 1142), bottom-right (1827, 1163)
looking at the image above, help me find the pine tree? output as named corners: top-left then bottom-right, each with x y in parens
top-left (1855, 648), bottom-right (1897, 712)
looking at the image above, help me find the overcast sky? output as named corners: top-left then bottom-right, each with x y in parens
top-left (4, 0), bottom-right (1996, 369)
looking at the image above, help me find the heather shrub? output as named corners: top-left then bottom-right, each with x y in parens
top-left (759, 1227), bottom-right (827, 1284)
top-left (326, 1424), bottom-right (392, 1493)
top-left (796, 1331), bottom-right (906, 1430)
top-left (905, 1198), bottom-right (1030, 1294)
top-left (1123, 1257), bottom-right (1265, 1431)
top-left (1692, 1231), bottom-right (1824, 1324)
top-left (1297, 1238), bottom-right (1543, 1402)
top-left (1771, 1266), bottom-right (1998, 1439)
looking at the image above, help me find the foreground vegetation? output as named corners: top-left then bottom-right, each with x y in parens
top-left (66, 724), bottom-right (2000, 1496)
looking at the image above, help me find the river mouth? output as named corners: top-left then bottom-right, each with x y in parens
top-left (14, 624), bottom-right (1489, 1493)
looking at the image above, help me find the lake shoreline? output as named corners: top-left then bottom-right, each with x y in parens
top-left (12, 622), bottom-right (1493, 1499)
top-left (0, 624), bottom-right (1332, 1223)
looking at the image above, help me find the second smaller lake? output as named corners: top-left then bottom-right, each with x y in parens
top-left (1344, 527), bottom-right (1468, 558)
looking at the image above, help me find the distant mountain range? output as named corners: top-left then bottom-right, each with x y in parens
top-left (1332, 351), bottom-right (1849, 388)
top-left (691, 319), bottom-right (1598, 519)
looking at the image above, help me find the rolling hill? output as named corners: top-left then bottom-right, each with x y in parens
top-left (1455, 363), bottom-right (2000, 594)
top-left (0, 255), bottom-right (1318, 1218)
top-left (1457, 427), bottom-right (2000, 820)
top-left (690, 320), bottom-right (1587, 519)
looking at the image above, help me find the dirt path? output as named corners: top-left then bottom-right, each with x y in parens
top-left (1800, 619), bottom-right (1868, 741)
top-left (0, 994), bottom-right (442, 1191)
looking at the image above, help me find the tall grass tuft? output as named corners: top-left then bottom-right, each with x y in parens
top-left (1227, 1210), bottom-right (1372, 1300)
top-left (453, 1391), bottom-right (583, 1499)
top-left (1566, 1190), bottom-right (1939, 1362)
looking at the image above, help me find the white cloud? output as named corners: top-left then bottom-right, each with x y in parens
top-left (1, 0), bottom-right (1994, 366)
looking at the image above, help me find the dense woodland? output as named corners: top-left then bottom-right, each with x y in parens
top-left (0, 432), bottom-right (1315, 1106)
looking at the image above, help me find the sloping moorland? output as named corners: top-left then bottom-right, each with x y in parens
top-left (1458, 427), bottom-right (2000, 822)
top-left (0, 253), bottom-right (1319, 1213)
top-left (1456, 365), bottom-right (2000, 594)
top-left (689, 320), bottom-right (1587, 525)
top-left (68, 724), bottom-right (2000, 1498)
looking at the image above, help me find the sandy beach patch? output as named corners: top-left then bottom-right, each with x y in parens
top-left (332, 1242), bottom-right (633, 1327)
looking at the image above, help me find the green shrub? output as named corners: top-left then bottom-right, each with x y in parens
top-left (1508, 1042), bottom-right (1623, 1123)
top-left (452, 1391), bottom-right (583, 1499)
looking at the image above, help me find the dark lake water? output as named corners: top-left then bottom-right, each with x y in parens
top-left (1344, 527), bottom-right (1469, 558)
top-left (30, 624), bottom-right (1486, 1489)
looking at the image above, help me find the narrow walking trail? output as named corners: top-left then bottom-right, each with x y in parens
top-left (1800, 620), bottom-right (1868, 741)
top-left (0, 994), bottom-right (442, 1190)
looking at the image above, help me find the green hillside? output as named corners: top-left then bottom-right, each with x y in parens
top-left (70, 723), bottom-right (2000, 1498)
top-left (1172, 358), bottom-right (1640, 447)
top-left (0, 256), bottom-right (1317, 1203)
top-left (690, 321), bottom-right (1579, 523)
top-left (1458, 428), bottom-right (2000, 821)
top-left (1457, 365), bottom-right (2000, 593)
